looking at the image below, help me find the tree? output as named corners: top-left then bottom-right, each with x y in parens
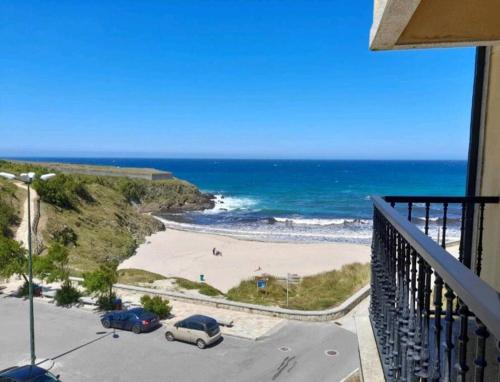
top-left (82, 260), bottom-right (118, 302)
top-left (33, 243), bottom-right (70, 286)
top-left (0, 236), bottom-right (28, 282)
top-left (33, 243), bottom-right (82, 306)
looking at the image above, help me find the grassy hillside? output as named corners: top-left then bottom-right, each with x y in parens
top-left (0, 160), bottom-right (213, 275)
top-left (0, 179), bottom-right (23, 238)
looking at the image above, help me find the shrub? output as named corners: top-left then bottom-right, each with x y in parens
top-left (17, 281), bottom-right (30, 297)
top-left (17, 281), bottom-right (41, 298)
top-left (82, 261), bottom-right (118, 301)
top-left (34, 174), bottom-right (93, 209)
top-left (140, 295), bottom-right (172, 319)
top-left (0, 186), bottom-right (19, 237)
top-left (198, 283), bottom-right (222, 297)
top-left (52, 226), bottom-right (78, 246)
top-left (174, 278), bottom-right (223, 296)
top-left (97, 293), bottom-right (117, 311)
top-left (54, 284), bottom-right (81, 306)
top-left (119, 180), bottom-right (146, 203)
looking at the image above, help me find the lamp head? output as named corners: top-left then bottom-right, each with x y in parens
top-left (40, 173), bottom-right (56, 181)
top-left (0, 172), bottom-right (16, 180)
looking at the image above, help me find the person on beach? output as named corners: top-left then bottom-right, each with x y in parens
top-left (212, 247), bottom-right (216, 256)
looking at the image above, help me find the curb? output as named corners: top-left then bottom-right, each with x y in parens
top-left (69, 276), bottom-right (370, 322)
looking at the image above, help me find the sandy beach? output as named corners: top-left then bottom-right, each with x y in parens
top-left (119, 228), bottom-right (371, 293)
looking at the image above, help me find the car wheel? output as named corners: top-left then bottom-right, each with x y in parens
top-left (165, 332), bottom-right (175, 342)
top-left (196, 339), bottom-right (206, 349)
top-left (132, 324), bottom-right (141, 334)
top-left (102, 319), bottom-right (111, 329)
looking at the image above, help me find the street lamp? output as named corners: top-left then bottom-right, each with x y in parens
top-left (0, 170), bottom-right (56, 365)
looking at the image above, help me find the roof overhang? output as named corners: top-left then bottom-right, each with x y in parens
top-left (370, 0), bottom-right (500, 50)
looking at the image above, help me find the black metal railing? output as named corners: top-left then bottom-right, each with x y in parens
top-left (370, 196), bottom-right (500, 381)
top-left (382, 196), bottom-right (499, 276)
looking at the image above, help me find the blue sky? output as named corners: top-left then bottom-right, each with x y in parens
top-left (1, 1), bottom-right (474, 159)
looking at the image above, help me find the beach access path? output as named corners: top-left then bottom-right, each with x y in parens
top-left (13, 181), bottom-right (38, 249)
top-left (119, 228), bottom-right (371, 293)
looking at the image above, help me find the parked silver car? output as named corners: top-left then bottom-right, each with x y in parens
top-left (164, 315), bottom-right (221, 349)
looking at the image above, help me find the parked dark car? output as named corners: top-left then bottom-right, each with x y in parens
top-left (0, 365), bottom-right (60, 381)
top-left (101, 308), bottom-right (160, 334)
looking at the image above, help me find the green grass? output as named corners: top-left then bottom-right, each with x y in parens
top-left (117, 269), bottom-right (166, 284)
top-left (227, 263), bottom-right (370, 311)
top-left (0, 178), bottom-right (23, 237)
top-left (41, 182), bottom-right (164, 275)
top-left (174, 277), bottom-right (223, 296)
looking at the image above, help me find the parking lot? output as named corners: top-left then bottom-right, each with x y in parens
top-left (0, 297), bottom-right (359, 381)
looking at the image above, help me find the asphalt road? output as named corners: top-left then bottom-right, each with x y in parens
top-left (0, 296), bottom-right (359, 382)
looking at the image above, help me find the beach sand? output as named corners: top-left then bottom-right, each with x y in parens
top-left (119, 228), bottom-right (371, 293)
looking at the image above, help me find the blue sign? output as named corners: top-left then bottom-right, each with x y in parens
top-left (257, 279), bottom-right (267, 289)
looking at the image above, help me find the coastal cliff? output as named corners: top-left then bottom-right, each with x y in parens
top-left (0, 160), bottom-right (214, 274)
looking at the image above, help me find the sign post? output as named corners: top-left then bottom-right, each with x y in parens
top-left (257, 278), bottom-right (267, 289)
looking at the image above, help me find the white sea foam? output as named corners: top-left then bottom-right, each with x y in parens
top-left (204, 194), bottom-right (258, 214)
top-left (416, 216), bottom-right (441, 222)
top-left (273, 217), bottom-right (371, 226)
top-left (156, 217), bottom-right (373, 242)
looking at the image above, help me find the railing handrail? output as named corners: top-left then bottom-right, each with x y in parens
top-left (372, 195), bottom-right (500, 339)
top-left (383, 195), bottom-right (499, 204)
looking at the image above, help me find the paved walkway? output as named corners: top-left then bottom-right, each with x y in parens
top-left (13, 182), bottom-right (39, 249)
top-left (334, 296), bottom-right (370, 334)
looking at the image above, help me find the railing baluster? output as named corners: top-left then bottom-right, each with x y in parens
top-left (424, 202), bottom-right (431, 236)
top-left (473, 318), bottom-right (489, 382)
top-left (392, 229), bottom-right (402, 378)
top-left (431, 273), bottom-right (444, 381)
top-left (399, 240), bottom-right (411, 381)
top-left (406, 248), bottom-right (417, 380)
top-left (412, 255), bottom-right (425, 377)
top-left (475, 202), bottom-right (486, 276)
top-left (416, 263), bottom-right (432, 379)
top-left (455, 304), bottom-right (470, 381)
top-left (459, 202), bottom-right (466, 264)
top-left (441, 202), bottom-right (448, 249)
top-left (443, 284), bottom-right (455, 381)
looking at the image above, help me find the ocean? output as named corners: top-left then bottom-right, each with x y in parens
top-left (19, 158), bottom-right (467, 244)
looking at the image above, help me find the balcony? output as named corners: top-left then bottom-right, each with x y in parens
top-left (369, 195), bottom-right (500, 381)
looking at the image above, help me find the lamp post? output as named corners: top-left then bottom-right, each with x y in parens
top-left (0, 171), bottom-right (56, 365)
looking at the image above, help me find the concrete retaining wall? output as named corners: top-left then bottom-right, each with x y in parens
top-left (69, 276), bottom-right (369, 321)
